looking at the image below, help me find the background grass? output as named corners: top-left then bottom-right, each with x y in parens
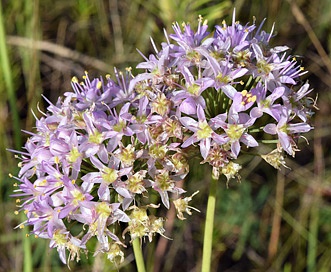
top-left (1, 0), bottom-right (331, 271)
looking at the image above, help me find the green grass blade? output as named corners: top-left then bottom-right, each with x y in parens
top-left (0, 1), bottom-right (21, 149)
top-left (0, 2), bottom-right (32, 272)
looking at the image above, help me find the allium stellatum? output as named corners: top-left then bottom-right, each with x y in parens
top-left (11, 11), bottom-right (315, 269)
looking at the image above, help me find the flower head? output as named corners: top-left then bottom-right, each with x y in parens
top-left (10, 12), bottom-right (315, 266)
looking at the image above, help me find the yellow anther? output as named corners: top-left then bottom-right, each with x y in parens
top-left (14, 211), bottom-right (19, 215)
top-left (71, 179), bottom-right (76, 184)
top-left (97, 81), bottom-right (102, 89)
top-left (241, 90), bottom-right (248, 96)
top-left (248, 96), bottom-right (257, 103)
top-left (71, 76), bottom-right (79, 83)
top-left (8, 173), bottom-right (13, 178)
top-left (54, 156), bottom-right (60, 164)
top-left (198, 14), bottom-right (203, 22)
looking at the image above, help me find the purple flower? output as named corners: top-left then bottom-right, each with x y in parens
top-left (148, 169), bottom-right (185, 209)
top-left (134, 44), bottom-right (176, 89)
top-left (129, 97), bottom-right (162, 144)
top-left (231, 89), bottom-right (257, 113)
top-left (64, 131), bottom-right (83, 179)
top-left (213, 10), bottom-right (255, 53)
top-left (81, 155), bottom-right (131, 201)
top-left (250, 83), bottom-right (285, 120)
top-left (18, 144), bottom-right (54, 179)
top-left (172, 66), bottom-right (214, 114)
top-left (28, 199), bottom-right (66, 238)
top-left (263, 108), bottom-right (313, 156)
top-left (250, 43), bottom-right (305, 92)
top-left (282, 82), bottom-right (314, 122)
top-left (73, 201), bottom-right (129, 251)
top-left (58, 176), bottom-right (93, 219)
top-left (211, 111), bottom-right (258, 158)
top-left (169, 17), bottom-right (213, 67)
top-left (180, 105), bottom-right (226, 159)
top-left (49, 228), bottom-right (85, 264)
top-left (170, 18), bottom-right (210, 50)
top-left (103, 102), bottom-right (134, 152)
top-left (70, 73), bottom-right (118, 111)
top-left (79, 112), bottom-right (109, 162)
top-left (200, 52), bottom-right (248, 98)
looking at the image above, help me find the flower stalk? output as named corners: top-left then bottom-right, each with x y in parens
top-left (201, 176), bottom-right (218, 272)
top-left (132, 238), bottom-right (146, 272)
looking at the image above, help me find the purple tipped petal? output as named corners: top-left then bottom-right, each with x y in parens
top-left (179, 117), bottom-right (198, 131)
top-left (241, 134), bottom-right (259, 147)
top-left (264, 124), bottom-right (277, 135)
top-left (200, 138), bottom-right (210, 159)
top-left (231, 141), bottom-right (241, 158)
top-left (179, 98), bottom-right (197, 115)
top-left (221, 85), bottom-right (237, 99)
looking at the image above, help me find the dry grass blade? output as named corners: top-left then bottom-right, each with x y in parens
top-left (268, 171), bottom-right (285, 262)
top-left (287, 0), bottom-right (331, 75)
top-left (7, 35), bottom-right (112, 72)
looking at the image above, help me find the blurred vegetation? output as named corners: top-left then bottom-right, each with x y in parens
top-left (1, 0), bottom-right (331, 271)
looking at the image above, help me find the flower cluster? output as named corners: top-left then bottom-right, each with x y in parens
top-left (11, 12), bottom-right (315, 265)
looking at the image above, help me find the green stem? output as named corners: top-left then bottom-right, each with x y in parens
top-left (201, 176), bottom-right (218, 272)
top-left (22, 223), bottom-right (32, 272)
top-left (132, 238), bottom-right (146, 272)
